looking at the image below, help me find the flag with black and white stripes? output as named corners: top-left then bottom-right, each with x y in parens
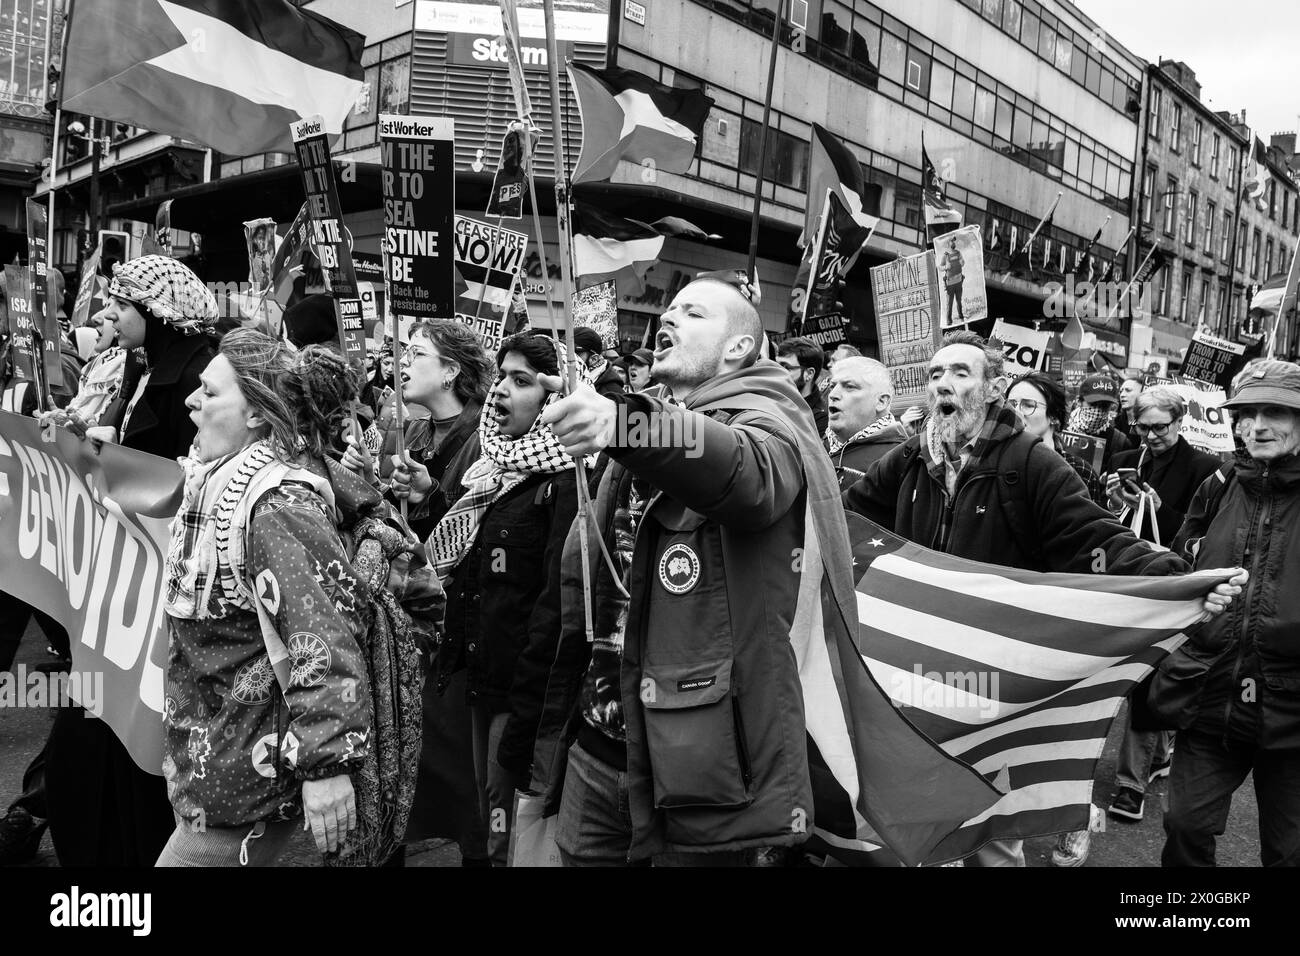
top-left (810, 514), bottom-right (1230, 866)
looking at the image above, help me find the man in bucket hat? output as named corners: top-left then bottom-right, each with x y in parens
top-left (1152, 360), bottom-right (1300, 866)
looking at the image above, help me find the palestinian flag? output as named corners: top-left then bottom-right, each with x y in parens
top-left (803, 124), bottom-right (881, 246)
top-left (568, 63), bottom-right (715, 185)
top-left (572, 202), bottom-right (665, 294)
top-left (61, 0), bottom-right (365, 157)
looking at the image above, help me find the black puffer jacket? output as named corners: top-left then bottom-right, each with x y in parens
top-left (1164, 453), bottom-right (1300, 749)
top-left (843, 402), bottom-right (1187, 575)
top-left (436, 468), bottom-right (578, 711)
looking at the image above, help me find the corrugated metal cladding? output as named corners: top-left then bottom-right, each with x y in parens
top-left (411, 32), bottom-right (606, 180)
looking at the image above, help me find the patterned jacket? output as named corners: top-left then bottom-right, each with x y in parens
top-left (163, 468), bottom-right (375, 828)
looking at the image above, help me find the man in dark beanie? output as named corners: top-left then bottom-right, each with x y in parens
top-left (1068, 372), bottom-right (1132, 474)
top-left (572, 326), bottom-right (624, 398)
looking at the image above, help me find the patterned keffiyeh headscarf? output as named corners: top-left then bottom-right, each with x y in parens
top-left (425, 337), bottom-right (594, 583)
top-left (108, 255), bottom-right (219, 334)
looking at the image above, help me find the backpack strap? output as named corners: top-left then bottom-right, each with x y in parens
top-left (992, 432), bottom-right (1047, 569)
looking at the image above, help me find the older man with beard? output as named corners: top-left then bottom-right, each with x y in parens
top-left (843, 329), bottom-right (1246, 867)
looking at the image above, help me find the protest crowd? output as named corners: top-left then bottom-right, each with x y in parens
top-left (0, 0), bottom-right (1298, 874)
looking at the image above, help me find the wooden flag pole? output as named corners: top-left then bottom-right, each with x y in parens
top-left (542, 0), bottom-right (595, 641)
top-left (746, 0), bottom-right (785, 282)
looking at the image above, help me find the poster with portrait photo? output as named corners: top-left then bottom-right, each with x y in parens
top-left (932, 225), bottom-right (988, 329)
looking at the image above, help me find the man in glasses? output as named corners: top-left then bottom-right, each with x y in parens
top-left (1104, 386), bottom-right (1219, 826)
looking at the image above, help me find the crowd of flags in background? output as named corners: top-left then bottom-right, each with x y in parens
top-left (16, 0), bottom-right (1300, 866)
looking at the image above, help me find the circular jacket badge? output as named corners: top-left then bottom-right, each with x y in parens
top-left (658, 543), bottom-right (701, 594)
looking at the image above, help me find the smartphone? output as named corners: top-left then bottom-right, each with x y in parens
top-left (1116, 468), bottom-right (1142, 495)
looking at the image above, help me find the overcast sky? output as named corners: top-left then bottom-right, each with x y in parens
top-left (1074, 0), bottom-right (1300, 142)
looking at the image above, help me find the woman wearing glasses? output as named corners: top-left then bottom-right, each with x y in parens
top-left (1007, 372), bottom-right (1105, 504)
top-left (1102, 386), bottom-right (1220, 831)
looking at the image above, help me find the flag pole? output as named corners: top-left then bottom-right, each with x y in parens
top-left (542, 0), bottom-right (595, 643)
top-left (745, 0), bottom-right (785, 282)
top-left (500, 0), bottom-right (561, 339)
top-left (1110, 242), bottom-right (1159, 322)
top-left (1018, 190), bottom-right (1063, 259)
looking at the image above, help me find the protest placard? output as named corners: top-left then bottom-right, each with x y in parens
top-left (871, 252), bottom-right (940, 411)
top-left (0, 410), bottom-right (183, 773)
top-left (991, 318), bottom-right (1053, 377)
top-left (291, 114), bottom-right (364, 362)
top-left (71, 246), bottom-right (102, 328)
top-left (27, 200), bottom-right (60, 398)
top-left (3, 264), bottom-right (38, 383)
top-left (454, 215), bottom-right (529, 349)
top-left (379, 113), bottom-right (457, 320)
top-left (1059, 430), bottom-right (1107, 475)
top-left (933, 225), bottom-right (987, 329)
top-left (802, 312), bottom-right (848, 348)
top-left (1164, 381), bottom-right (1235, 455)
top-left (1180, 329), bottom-right (1249, 390)
top-left (573, 280), bottom-right (618, 348)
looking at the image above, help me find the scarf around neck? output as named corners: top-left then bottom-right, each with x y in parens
top-left (425, 391), bottom-right (591, 583)
top-left (164, 440), bottom-right (332, 620)
top-left (1068, 401), bottom-right (1117, 437)
top-left (825, 411), bottom-right (900, 455)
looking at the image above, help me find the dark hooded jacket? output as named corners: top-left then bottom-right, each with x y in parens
top-left (843, 401), bottom-right (1188, 575)
top-left (826, 420), bottom-right (910, 492)
top-left (107, 322), bottom-right (214, 460)
top-left (1159, 452), bottom-right (1300, 749)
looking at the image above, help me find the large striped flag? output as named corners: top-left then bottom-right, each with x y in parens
top-left (61, 0), bottom-right (365, 157)
top-left (811, 513), bottom-right (1231, 866)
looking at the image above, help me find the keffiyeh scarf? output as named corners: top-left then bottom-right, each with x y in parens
top-left (824, 411), bottom-right (900, 455)
top-left (108, 254), bottom-right (219, 334)
top-left (425, 397), bottom-right (588, 583)
top-left (1067, 400), bottom-right (1118, 437)
top-left (164, 441), bottom-right (331, 620)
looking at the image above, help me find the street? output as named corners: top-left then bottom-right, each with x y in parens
top-left (1, 620), bottom-right (1262, 868)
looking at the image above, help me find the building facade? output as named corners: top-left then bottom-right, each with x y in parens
top-left (0, 0), bottom-right (57, 263)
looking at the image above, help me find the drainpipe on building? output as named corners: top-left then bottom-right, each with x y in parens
top-left (1222, 118), bottom-right (1247, 337)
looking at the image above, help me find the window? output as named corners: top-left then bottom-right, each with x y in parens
top-left (1156, 266), bottom-right (1170, 314)
top-left (982, 0), bottom-right (1003, 24)
top-left (1222, 211), bottom-right (1233, 261)
top-left (1185, 191), bottom-right (1198, 247)
top-left (1141, 166), bottom-right (1156, 224)
top-left (1265, 237), bottom-right (1274, 277)
top-left (1054, 34), bottom-right (1072, 73)
top-left (739, 119), bottom-right (809, 190)
top-left (1251, 229), bottom-right (1261, 279)
top-left (1199, 278), bottom-right (1210, 324)
top-left (1204, 200), bottom-right (1216, 254)
top-left (1227, 146), bottom-right (1239, 190)
top-left (1163, 176), bottom-right (1178, 234)
top-left (1191, 120), bottom-right (1202, 166)
top-left (880, 31), bottom-right (907, 84)
top-left (820, 2), bottom-right (852, 54)
top-left (1268, 180), bottom-right (1277, 220)
top-left (1237, 222), bottom-right (1247, 269)
top-left (1170, 103), bottom-right (1182, 152)
top-left (1149, 86), bottom-right (1162, 138)
top-left (1179, 271), bottom-right (1192, 323)
top-left (1210, 133), bottom-right (1221, 178)
top-left (974, 85), bottom-right (995, 131)
top-left (1003, 0), bottom-right (1022, 38)
top-left (952, 74), bottom-right (975, 118)
top-left (905, 46), bottom-right (932, 96)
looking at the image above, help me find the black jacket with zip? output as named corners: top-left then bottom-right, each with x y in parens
top-left (1166, 452), bottom-right (1300, 749)
top-left (843, 402), bottom-right (1187, 575)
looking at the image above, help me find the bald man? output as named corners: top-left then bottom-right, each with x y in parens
top-left (825, 356), bottom-right (909, 490)
top-left (498, 277), bottom-right (855, 866)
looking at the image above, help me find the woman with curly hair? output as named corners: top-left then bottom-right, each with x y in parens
top-left (155, 329), bottom-right (438, 866)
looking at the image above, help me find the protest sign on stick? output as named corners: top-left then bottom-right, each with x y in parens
top-left (572, 280), bottom-right (617, 349)
top-left (871, 251), bottom-right (941, 412)
top-left (991, 318), bottom-right (1053, 377)
top-left (933, 225), bottom-right (987, 329)
top-left (27, 200), bottom-right (58, 406)
top-left (1181, 329), bottom-right (1249, 390)
top-left (71, 246), bottom-right (102, 328)
top-left (291, 114), bottom-right (364, 363)
top-left (454, 215), bottom-right (530, 350)
top-left (379, 114), bottom-right (457, 321)
top-left (3, 264), bottom-right (38, 384)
